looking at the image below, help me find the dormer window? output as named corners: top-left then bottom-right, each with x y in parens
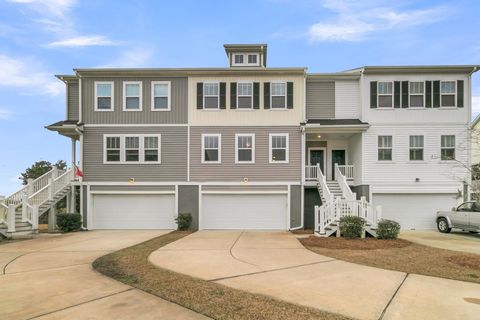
top-left (248, 54), bottom-right (257, 64)
top-left (224, 44), bottom-right (267, 68)
top-left (234, 54), bottom-right (244, 64)
top-left (231, 53), bottom-right (260, 66)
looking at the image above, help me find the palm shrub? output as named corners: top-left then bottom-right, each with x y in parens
top-left (339, 216), bottom-right (365, 238)
top-left (376, 219), bottom-right (401, 239)
top-left (56, 213), bottom-right (82, 232)
top-left (175, 213), bottom-right (192, 230)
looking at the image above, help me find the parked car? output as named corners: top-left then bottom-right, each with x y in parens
top-left (436, 201), bottom-right (480, 233)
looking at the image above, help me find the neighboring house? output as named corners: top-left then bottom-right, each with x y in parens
top-left (471, 114), bottom-right (480, 166)
top-left (1, 44), bottom-right (478, 237)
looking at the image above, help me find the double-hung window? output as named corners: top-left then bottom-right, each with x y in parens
top-left (237, 82), bottom-right (253, 109)
top-left (271, 82), bottom-right (286, 109)
top-left (104, 135), bottom-right (161, 164)
top-left (378, 82), bottom-right (393, 108)
top-left (441, 135), bottom-right (455, 160)
top-left (378, 136), bottom-right (392, 161)
top-left (123, 81), bottom-right (142, 111)
top-left (151, 81), bottom-right (170, 111)
top-left (144, 136), bottom-right (159, 162)
top-left (105, 136), bottom-right (121, 162)
top-left (441, 81), bottom-right (456, 107)
top-left (202, 134), bottom-right (221, 163)
top-left (204, 83), bottom-right (219, 109)
top-left (409, 82), bottom-right (424, 107)
top-left (125, 136), bottom-right (140, 162)
top-left (234, 54), bottom-right (244, 64)
top-left (269, 134), bottom-right (289, 163)
top-left (235, 134), bottom-right (255, 163)
top-left (409, 135), bottom-right (424, 161)
top-left (248, 54), bottom-right (257, 64)
top-left (95, 82), bottom-right (114, 111)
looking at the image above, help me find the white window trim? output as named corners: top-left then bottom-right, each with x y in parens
top-left (377, 81), bottom-right (393, 108)
top-left (151, 81), bottom-right (171, 111)
top-left (269, 133), bottom-right (289, 164)
top-left (409, 135), bottom-right (424, 161)
top-left (377, 135), bottom-right (393, 161)
top-left (440, 135), bottom-right (456, 161)
top-left (103, 134), bottom-right (161, 164)
top-left (94, 81), bottom-right (114, 111)
top-left (235, 133), bottom-right (255, 164)
top-left (270, 81), bottom-right (287, 110)
top-left (201, 134), bottom-right (221, 164)
top-left (409, 81), bottom-right (425, 108)
top-left (440, 80), bottom-right (457, 108)
top-left (232, 53), bottom-right (260, 66)
top-left (237, 81), bottom-right (253, 109)
top-left (123, 81), bottom-right (143, 111)
top-left (203, 82), bottom-right (220, 110)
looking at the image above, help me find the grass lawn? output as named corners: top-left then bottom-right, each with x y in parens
top-left (301, 236), bottom-right (480, 283)
top-left (93, 231), bottom-right (351, 320)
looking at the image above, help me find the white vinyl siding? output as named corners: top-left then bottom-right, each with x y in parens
top-left (441, 81), bottom-right (456, 107)
top-left (409, 81), bottom-right (424, 108)
top-left (378, 136), bottom-right (392, 161)
top-left (378, 82), bottom-right (393, 108)
top-left (269, 133), bottom-right (289, 163)
top-left (94, 81), bottom-right (114, 111)
top-left (151, 81), bottom-right (171, 111)
top-left (441, 135), bottom-right (455, 160)
top-left (104, 134), bottom-right (161, 164)
top-left (335, 80), bottom-right (360, 119)
top-left (237, 82), bottom-right (253, 109)
top-left (202, 134), bottom-right (221, 164)
top-left (271, 82), bottom-right (287, 109)
top-left (203, 83), bottom-right (220, 109)
top-left (235, 134), bottom-right (255, 163)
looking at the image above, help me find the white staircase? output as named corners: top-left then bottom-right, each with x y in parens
top-left (326, 180), bottom-right (343, 199)
top-left (0, 167), bottom-right (74, 238)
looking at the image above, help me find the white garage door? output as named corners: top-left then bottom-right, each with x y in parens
top-left (373, 194), bottom-right (458, 230)
top-left (202, 194), bottom-right (288, 230)
top-left (93, 194), bottom-right (176, 229)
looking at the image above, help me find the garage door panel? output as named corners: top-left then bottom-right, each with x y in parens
top-left (202, 194), bottom-right (288, 230)
top-left (373, 194), bottom-right (458, 230)
top-left (93, 194), bottom-right (176, 229)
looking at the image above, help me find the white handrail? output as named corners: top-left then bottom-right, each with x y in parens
top-left (336, 165), bottom-right (354, 180)
top-left (317, 164), bottom-right (333, 202)
top-left (305, 165), bottom-right (318, 181)
top-left (335, 164), bottom-right (356, 202)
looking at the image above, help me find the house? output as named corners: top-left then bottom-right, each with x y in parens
top-left (472, 114), bottom-right (480, 166)
top-left (1, 44), bottom-right (478, 237)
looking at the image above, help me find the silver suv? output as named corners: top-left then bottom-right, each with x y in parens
top-left (436, 201), bottom-right (480, 233)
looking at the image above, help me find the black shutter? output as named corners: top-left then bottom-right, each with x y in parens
top-left (433, 81), bottom-right (440, 108)
top-left (219, 82), bottom-right (226, 109)
top-left (401, 81), bottom-right (409, 108)
top-left (370, 81), bottom-right (377, 108)
top-left (287, 82), bottom-right (294, 109)
top-left (457, 80), bottom-right (464, 108)
top-left (196, 82), bottom-right (203, 109)
top-left (394, 81), bottom-right (401, 108)
top-left (230, 82), bottom-right (237, 109)
top-left (425, 81), bottom-right (432, 108)
top-left (253, 82), bottom-right (260, 109)
top-left (264, 82), bottom-right (270, 109)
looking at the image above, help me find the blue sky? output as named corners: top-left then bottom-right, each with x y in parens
top-left (0, 0), bottom-right (479, 195)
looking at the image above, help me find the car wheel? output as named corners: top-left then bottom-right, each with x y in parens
top-left (437, 218), bottom-right (451, 233)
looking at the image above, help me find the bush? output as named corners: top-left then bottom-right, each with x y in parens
top-left (339, 216), bottom-right (365, 239)
top-left (376, 219), bottom-right (401, 239)
top-left (175, 213), bottom-right (192, 230)
top-left (56, 213), bottom-right (82, 232)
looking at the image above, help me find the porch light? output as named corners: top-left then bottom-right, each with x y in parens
top-left (317, 135), bottom-right (322, 138)
top-left (128, 178), bottom-right (135, 184)
top-left (243, 178), bottom-right (249, 183)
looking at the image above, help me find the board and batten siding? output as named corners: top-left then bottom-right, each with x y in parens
top-left (335, 80), bottom-right (360, 119)
top-left (82, 126), bottom-right (188, 182)
top-left (306, 81), bottom-right (335, 119)
top-left (81, 77), bottom-right (188, 124)
top-left (67, 81), bottom-right (79, 121)
top-left (190, 126), bottom-right (301, 182)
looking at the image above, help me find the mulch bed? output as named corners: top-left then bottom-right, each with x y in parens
top-left (301, 236), bottom-right (411, 250)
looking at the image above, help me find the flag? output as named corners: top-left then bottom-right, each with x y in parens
top-left (75, 166), bottom-right (84, 177)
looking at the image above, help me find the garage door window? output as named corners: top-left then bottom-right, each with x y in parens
top-left (235, 134), bottom-right (255, 163)
top-left (202, 134), bottom-right (221, 163)
top-left (409, 135), bottom-right (424, 161)
top-left (269, 133), bottom-right (288, 163)
top-left (441, 135), bottom-right (455, 160)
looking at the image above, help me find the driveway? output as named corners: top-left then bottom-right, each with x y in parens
top-left (400, 230), bottom-right (480, 255)
top-left (0, 230), bottom-right (207, 320)
top-left (150, 231), bottom-right (480, 320)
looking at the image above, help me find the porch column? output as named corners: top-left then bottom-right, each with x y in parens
top-left (48, 206), bottom-right (56, 232)
top-left (71, 138), bottom-right (76, 167)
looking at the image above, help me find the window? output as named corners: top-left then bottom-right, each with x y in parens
top-left (234, 54), bottom-right (244, 64)
top-left (125, 136), bottom-right (140, 161)
top-left (203, 83), bottom-right (219, 109)
top-left (378, 82), bottom-right (393, 108)
top-left (123, 81), bottom-right (142, 111)
top-left (271, 82), bottom-right (286, 109)
top-left (237, 82), bottom-right (253, 109)
top-left (202, 134), bottom-right (221, 163)
top-left (378, 136), bottom-right (392, 161)
top-left (270, 134), bottom-right (289, 163)
top-left (441, 81), bottom-right (456, 107)
top-left (235, 134), bottom-right (255, 163)
top-left (95, 82), bottom-right (114, 111)
top-left (441, 135), bottom-right (455, 160)
top-left (409, 135), bottom-right (424, 161)
top-left (248, 54), bottom-right (257, 64)
top-left (152, 81), bottom-right (170, 110)
top-left (409, 82), bottom-right (424, 107)
top-left (144, 136), bottom-right (159, 162)
top-left (105, 136), bottom-right (120, 162)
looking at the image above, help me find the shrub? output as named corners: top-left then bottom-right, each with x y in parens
top-left (376, 219), bottom-right (401, 239)
top-left (56, 213), bottom-right (82, 232)
top-left (175, 213), bottom-right (192, 230)
top-left (339, 216), bottom-right (365, 239)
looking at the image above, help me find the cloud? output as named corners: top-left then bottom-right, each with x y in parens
top-left (99, 48), bottom-right (154, 68)
top-left (307, 0), bottom-right (450, 42)
top-left (48, 35), bottom-right (118, 47)
top-left (0, 108), bottom-right (12, 120)
top-left (7, 0), bottom-right (75, 18)
top-left (0, 54), bottom-right (62, 96)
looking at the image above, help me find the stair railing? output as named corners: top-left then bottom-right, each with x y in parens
top-left (317, 164), bottom-right (333, 202)
top-left (334, 164), bottom-right (356, 202)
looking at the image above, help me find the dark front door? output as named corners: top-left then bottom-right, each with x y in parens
top-left (332, 150), bottom-right (346, 179)
top-left (309, 150), bottom-right (325, 174)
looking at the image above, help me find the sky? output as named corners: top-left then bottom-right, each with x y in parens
top-left (0, 0), bottom-right (479, 195)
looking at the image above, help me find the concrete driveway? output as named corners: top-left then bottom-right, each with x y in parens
top-left (150, 231), bottom-right (480, 320)
top-left (0, 230), bottom-right (207, 320)
top-left (400, 230), bottom-right (480, 255)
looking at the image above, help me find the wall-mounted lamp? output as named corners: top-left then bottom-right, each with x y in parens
top-left (415, 178), bottom-right (420, 182)
top-left (128, 178), bottom-right (135, 184)
top-left (243, 178), bottom-right (249, 183)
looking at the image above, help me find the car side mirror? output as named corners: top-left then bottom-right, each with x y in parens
top-left (451, 207), bottom-right (457, 211)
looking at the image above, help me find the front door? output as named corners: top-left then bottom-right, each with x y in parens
top-left (332, 150), bottom-right (346, 179)
top-left (309, 150), bottom-right (325, 174)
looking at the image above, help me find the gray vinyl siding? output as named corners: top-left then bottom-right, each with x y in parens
top-left (67, 81), bottom-right (79, 121)
top-left (190, 126), bottom-right (301, 182)
top-left (83, 126), bottom-right (187, 182)
top-left (90, 185), bottom-right (175, 192)
top-left (306, 81), bottom-right (335, 119)
top-left (81, 77), bottom-right (187, 124)
top-left (290, 184), bottom-right (301, 228)
top-left (178, 185), bottom-right (199, 230)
